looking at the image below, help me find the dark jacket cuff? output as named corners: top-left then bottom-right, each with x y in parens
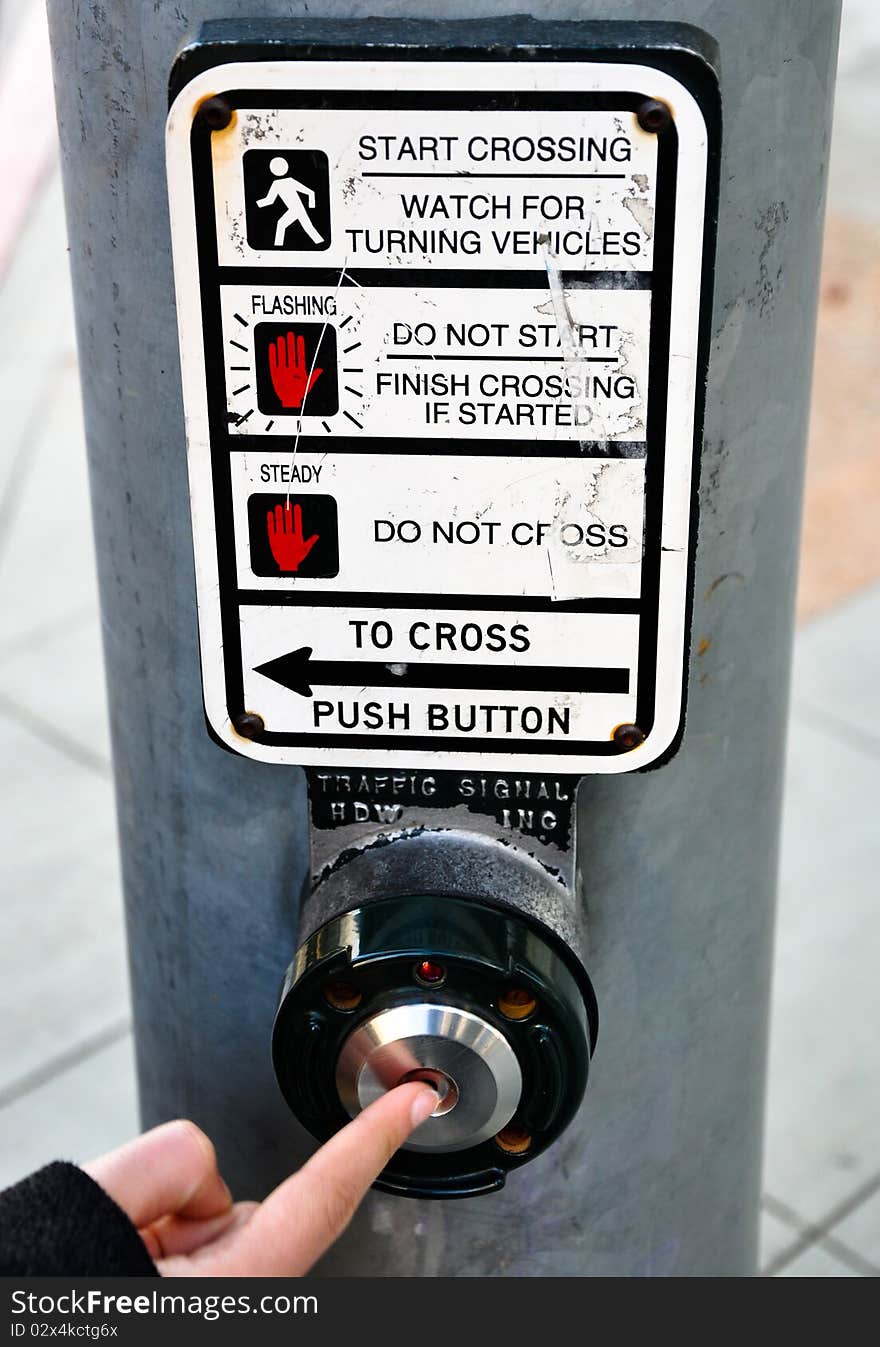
top-left (0, 1160), bottom-right (159, 1276)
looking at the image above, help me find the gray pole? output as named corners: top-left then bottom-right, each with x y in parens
top-left (46, 0), bottom-right (840, 1276)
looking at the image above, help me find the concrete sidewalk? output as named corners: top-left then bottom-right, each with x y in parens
top-left (0, 2), bottom-right (877, 1276)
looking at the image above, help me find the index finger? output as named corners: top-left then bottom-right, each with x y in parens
top-left (212, 1082), bottom-right (436, 1276)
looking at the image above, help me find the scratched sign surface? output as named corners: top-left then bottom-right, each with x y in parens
top-left (166, 53), bottom-right (714, 772)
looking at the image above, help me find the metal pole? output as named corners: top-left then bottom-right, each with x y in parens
top-left (46, 0), bottom-right (840, 1276)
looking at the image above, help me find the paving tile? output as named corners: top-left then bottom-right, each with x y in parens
top-left (0, 171), bottom-right (71, 351)
top-left (0, 1034), bottom-right (138, 1192)
top-left (798, 220), bottom-right (880, 620)
top-left (827, 0), bottom-right (880, 221)
top-left (0, 171), bottom-right (69, 328)
top-left (0, 172), bottom-right (74, 500)
top-left (828, 1186), bottom-right (880, 1270)
top-left (763, 716), bottom-right (880, 1225)
top-left (0, 1), bottom-right (28, 53)
top-left (0, 0), bottom-right (50, 70)
top-left (0, 718), bottom-right (129, 1094)
top-left (776, 1242), bottom-right (860, 1278)
top-left (0, 359), bottom-right (98, 647)
top-left (0, 611), bottom-right (111, 769)
top-left (790, 580), bottom-right (880, 737)
top-left (759, 1204), bottom-right (802, 1271)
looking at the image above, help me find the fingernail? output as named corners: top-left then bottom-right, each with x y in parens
top-left (411, 1086), bottom-right (437, 1127)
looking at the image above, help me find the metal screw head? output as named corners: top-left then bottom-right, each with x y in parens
top-left (323, 979), bottom-right (363, 1013)
top-left (495, 1123), bottom-right (533, 1155)
top-left (637, 98), bottom-right (672, 134)
top-left (233, 711), bottom-right (265, 741)
top-left (198, 96), bottom-right (233, 131)
top-left (613, 722), bottom-right (646, 751)
top-left (498, 987), bottom-right (538, 1021)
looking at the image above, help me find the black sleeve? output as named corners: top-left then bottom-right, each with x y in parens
top-left (0, 1161), bottom-right (159, 1276)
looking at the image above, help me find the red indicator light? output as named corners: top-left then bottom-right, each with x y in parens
top-left (415, 959), bottom-right (445, 986)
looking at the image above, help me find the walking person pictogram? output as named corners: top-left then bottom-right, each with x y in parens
top-left (257, 157), bottom-right (324, 247)
top-left (243, 148), bottom-right (331, 252)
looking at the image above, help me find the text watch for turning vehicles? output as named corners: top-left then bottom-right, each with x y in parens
top-left (166, 36), bottom-right (718, 772)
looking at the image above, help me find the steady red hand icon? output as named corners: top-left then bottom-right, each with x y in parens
top-left (267, 501), bottom-right (319, 573)
top-left (268, 331), bottom-right (323, 409)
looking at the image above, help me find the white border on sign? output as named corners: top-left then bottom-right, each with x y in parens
top-left (166, 59), bottom-right (709, 773)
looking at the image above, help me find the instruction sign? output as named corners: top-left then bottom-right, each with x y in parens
top-left (166, 40), bottom-right (718, 772)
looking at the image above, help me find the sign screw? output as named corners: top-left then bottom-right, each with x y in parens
top-left (613, 722), bottom-right (646, 750)
top-left (233, 711), bottom-right (265, 740)
top-left (198, 96), bottom-right (233, 131)
top-left (637, 99), bottom-right (672, 134)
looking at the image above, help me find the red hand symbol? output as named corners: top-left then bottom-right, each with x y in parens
top-left (266, 501), bottom-right (319, 573)
top-left (268, 331), bottom-right (323, 409)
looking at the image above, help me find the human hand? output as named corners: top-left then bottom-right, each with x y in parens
top-left (268, 331), bottom-right (323, 409)
top-left (83, 1082), bottom-right (436, 1276)
top-left (267, 500), bottom-right (319, 572)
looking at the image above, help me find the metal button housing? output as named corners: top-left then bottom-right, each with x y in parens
top-left (335, 1003), bottom-right (522, 1152)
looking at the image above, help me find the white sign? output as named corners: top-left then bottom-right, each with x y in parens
top-left (166, 50), bottom-right (715, 772)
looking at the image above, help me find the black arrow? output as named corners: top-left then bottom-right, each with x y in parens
top-left (253, 647), bottom-right (629, 698)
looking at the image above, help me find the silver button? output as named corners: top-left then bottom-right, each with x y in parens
top-left (335, 1003), bottom-right (522, 1153)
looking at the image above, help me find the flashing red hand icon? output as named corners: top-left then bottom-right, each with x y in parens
top-left (267, 501), bottom-right (319, 573)
top-left (268, 331), bottom-right (323, 409)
